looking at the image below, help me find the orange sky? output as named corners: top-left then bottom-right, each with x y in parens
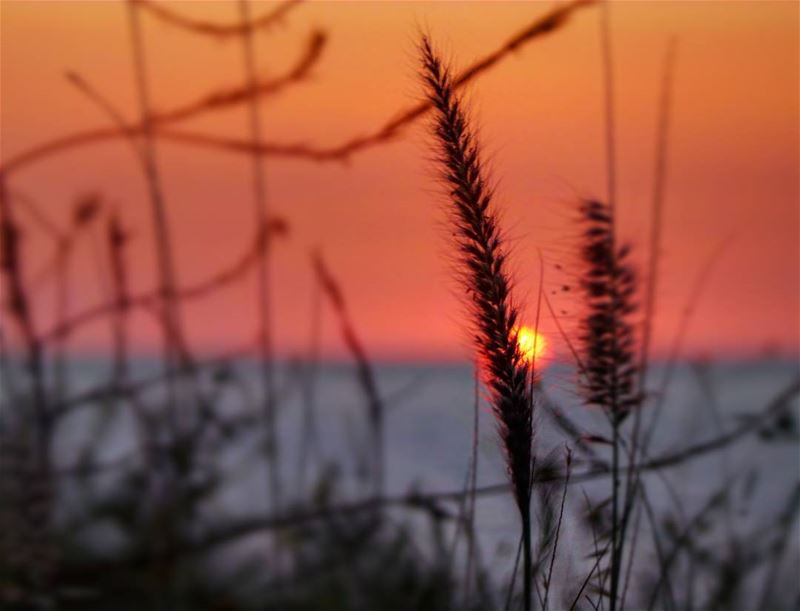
top-left (1, 1), bottom-right (798, 362)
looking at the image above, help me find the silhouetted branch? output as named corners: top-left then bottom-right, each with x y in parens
top-left (49, 341), bottom-right (259, 419)
top-left (0, 176), bottom-right (47, 427)
top-left (41, 218), bottom-right (287, 343)
top-left (29, 194), bottom-right (102, 293)
top-left (135, 0), bottom-right (301, 38)
top-left (107, 211), bottom-right (131, 386)
top-left (7, 190), bottom-right (64, 242)
top-left (128, 0), bottom-right (192, 421)
top-left (284, 0), bottom-right (596, 162)
top-left (0, 173), bottom-right (54, 596)
top-left (640, 377), bottom-right (799, 472)
top-left (151, 29), bottom-right (326, 125)
top-left (313, 251), bottom-right (385, 496)
top-left (0, 0), bottom-right (595, 175)
top-left (3, 30), bottom-right (324, 177)
top-left (238, 0), bottom-right (282, 517)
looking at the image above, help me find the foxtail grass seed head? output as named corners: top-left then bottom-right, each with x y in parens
top-left (421, 37), bottom-right (533, 510)
top-left (577, 199), bottom-right (641, 424)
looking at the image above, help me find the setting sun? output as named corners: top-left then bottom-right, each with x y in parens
top-left (513, 325), bottom-right (548, 364)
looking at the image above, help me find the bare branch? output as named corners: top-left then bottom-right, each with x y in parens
top-left (1, 0), bottom-right (595, 175)
top-left (40, 218), bottom-right (288, 343)
top-left (153, 29), bottom-right (326, 125)
top-left (135, 0), bottom-right (302, 38)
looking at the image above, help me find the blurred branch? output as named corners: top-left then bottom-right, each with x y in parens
top-left (253, 0), bottom-right (598, 162)
top-left (1, 0), bottom-right (595, 175)
top-left (28, 194), bottom-right (103, 293)
top-left (56, 377), bottom-right (800, 512)
top-left (40, 218), bottom-right (287, 344)
top-left (1, 30), bottom-right (325, 175)
top-left (313, 251), bottom-right (385, 495)
top-left (135, 0), bottom-right (301, 38)
top-left (50, 341), bottom-right (258, 419)
top-left (0, 176), bottom-right (48, 423)
top-left (640, 376), bottom-right (799, 472)
top-left (238, 0), bottom-right (282, 517)
top-left (8, 190), bottom-right (64, 242)
top-left (51, 340), bottom-right (423, 428)
top-left (150, 29), bottom-right (326, 124)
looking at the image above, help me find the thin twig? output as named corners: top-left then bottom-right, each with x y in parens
top-left (135, 0), bottom-right (301, 38)
top-left (463, 361), bottom-right (481, 605)
top-left (239, 0), bottom-right (281, 518)
top-left (619, 38), bottom-right (678, 602)
top-left (127, 0), bottom-right (187, 418)
top-left (313, 252), bottom-right (384, 497)
top-left (543, 448), bottom-right (572, 610)
top-left (41, 219), bottom-right (285, 344)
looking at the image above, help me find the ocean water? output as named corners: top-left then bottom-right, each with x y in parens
top-left (49, 357), bottom-right (800, 604)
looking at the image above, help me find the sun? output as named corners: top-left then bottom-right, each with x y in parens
top-left (513, 325), bottom-right (548, 364)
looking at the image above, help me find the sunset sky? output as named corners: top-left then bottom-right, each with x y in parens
top-left (2, 1), bottom-right (798, 362)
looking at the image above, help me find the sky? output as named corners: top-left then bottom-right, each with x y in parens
top-left (1, 0), bottom-right (798, 362)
